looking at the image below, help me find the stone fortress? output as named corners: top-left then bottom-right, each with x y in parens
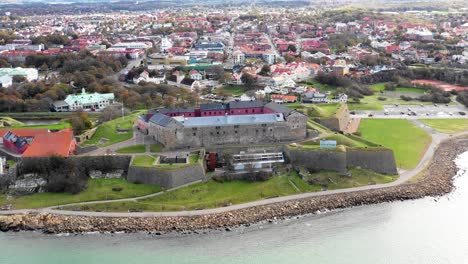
top-left (137, 101), bottom-right (309, 150)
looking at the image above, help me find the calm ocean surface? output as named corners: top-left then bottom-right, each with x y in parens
top-left (1, 151), bottom-right (467, 264)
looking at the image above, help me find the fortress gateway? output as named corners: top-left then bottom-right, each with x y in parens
top-left (137, 101), bottom-right (308, 150)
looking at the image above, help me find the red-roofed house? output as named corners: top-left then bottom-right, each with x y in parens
top-left (0, 128), bottom-right (76, 157)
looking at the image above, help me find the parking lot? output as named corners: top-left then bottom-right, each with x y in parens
top-left (353, 104), bottom-right (468, 119)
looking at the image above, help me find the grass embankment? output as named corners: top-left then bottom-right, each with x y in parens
top-left (0, 179), bottom-right (162, 209)
top-left (302, 133), bottom-right (376, 148)
top-left (419, 119), bottom-right (468, 134)
top-left (0, 118), bottom-right (72, 130)
top-left (116, 144), bottom-right (146, 154)
top-left (132, 155), bottom-right (157, 167)
top-left (302, 168), bottom-right (398, 190)
top-left (358, 119), bottom-right (431, 169)
top-left (285, 103), bottom-right (341, 119)
top-left (83, 112), bottom-right (142, 147)
top-left (61, 168), bottom-right (397, 212)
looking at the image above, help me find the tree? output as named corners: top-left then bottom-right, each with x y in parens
top-left (70, 111), bottom-right (92, 134)
top-left (12, 75), bottom-right (27, 83)
top-left (99, 104), bottom-right (130, 123)
top-left (287, 44), bottom-right (297, 53)
top-left (258, 65), bottom-right (271, 76)
top-left (241, 73), bottom-right (256, 89)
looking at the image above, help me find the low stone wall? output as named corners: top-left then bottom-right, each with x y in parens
top-left (127, 163), bottom-right (206, 189)
top-left (284, 147), bottom-right (398, 175)
top-left (75, 145), bottom-right (98, 155)
top-left (346, 148), bottom-right (398, 175)
top-left (285, 147), bottom-right (347, 173)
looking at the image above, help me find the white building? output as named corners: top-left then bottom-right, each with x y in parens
top-left (160, 37), bottom-right (173, 52)
top-left (53, 88), bottom-right (115, 112)
top-left (111, 42), bottom-right (149, 49)
top-left (233, 50), bottom-right (246, 65)
top-left (0, 76), bottom-right (13, 88)
top-left (262, 53), bottom-right (276, 65)
top-left (0, 67), bottom-right (39, 82)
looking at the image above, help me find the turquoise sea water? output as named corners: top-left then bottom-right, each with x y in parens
top-left (1, 151), bottom-right (467, 264)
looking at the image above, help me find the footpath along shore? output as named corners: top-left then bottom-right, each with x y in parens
top-left (0, 136), bottom-right (467, 234)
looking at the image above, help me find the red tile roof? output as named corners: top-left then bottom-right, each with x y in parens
top-left (22, 128), bottom-right (75, 158)
top-left (0, 128), bottom-right (75, 157)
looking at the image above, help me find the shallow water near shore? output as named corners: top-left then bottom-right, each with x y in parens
top-left (1, 151), bottom-right (468, 264)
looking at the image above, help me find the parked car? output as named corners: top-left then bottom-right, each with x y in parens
top-left (459, 112), bottom-right (466, 116)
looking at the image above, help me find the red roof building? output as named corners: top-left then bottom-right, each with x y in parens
top-left (0, 128), bottom-right (76, 157)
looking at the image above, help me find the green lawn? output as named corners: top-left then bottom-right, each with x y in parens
top-left (358, 119), bottom-right (431, 169)
top-left (7, 160), bottom-right (15, 167)
top-left (304, 168), bottom-right (398, 190)
top-left (300, 79), bottom-right (337, 91)
top-left (189, 153), bottom-right (200, 164)
top-left (132, 155), bottom-right (157, 167)
top-left (347, 82), bottom-right (430, 111)
top-left (0, 178), bottom-right (162, 209)
top-left (347, 94), bottom-right (434, 111)
top-left (62, 174), bottom-right (300, 212)
top-left (116, 144), bottom-right (146, 154)
top-left (83, 112), bottom-right (142, 147)
top-left (419, 119), bottom-right (468, 134)
top-left (302, 133), bottom-right (376, 148)
top-left (369, 82), bottom-right (425, 94)
top-left (214, 85), bottom-right (246, 96)
top-left (284, 103), bottom-right (341, 118)
top-left (60, 168), bottom-right (399, 212)
top-left (150, 143), bottom-right (162, 153)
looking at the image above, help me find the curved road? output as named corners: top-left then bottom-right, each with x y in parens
top-left (2, 129), bottom-right (468, 218)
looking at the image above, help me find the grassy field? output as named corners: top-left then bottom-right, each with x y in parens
top-left (0, 179), bottom-right (162, 209)
top-left (302, 133), bottom-right (376, 148)
top-left (132, 155), bottom-right (157, 167)
top-left (358, 119), bottom-right (431, 169)
top-left (369, 82), bottom-right (425, 93)
top-left (189, 153), bottom-right (200, 164)
top-left (419, 119), bottom-right (468, 134)
top-left (62, 174), bottom-right (300, 212)
top-left (83, 112), bottom-right (141, 147)
top-left (214, 85), bottom-right (246, 96)
top-left (347, 94), bottom-right (434, 111)
top-left (116, 144), bottom-right (146, 154)
top-left (305, 168), bottom-right (398, 190)
top-left (150, 143), bottom-right (162, 153)
top-left (61, 168), bottom-right (398, 212)
top-left (300, 79), bottom-right (337, 91)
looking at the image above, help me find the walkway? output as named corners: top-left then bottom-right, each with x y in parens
top-left (2, 130), bottom-right (468, 218)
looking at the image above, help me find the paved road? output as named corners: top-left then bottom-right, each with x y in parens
top-left (2, 129), bottom-right (468, 218)
top-left (353, 103), bottom-right (468, 119)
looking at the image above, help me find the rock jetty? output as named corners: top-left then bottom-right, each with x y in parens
top-left (0, 137), bottom-right (467, 234)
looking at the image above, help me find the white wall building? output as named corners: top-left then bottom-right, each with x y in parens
top-left (0, 67), bottom-right (39, 82)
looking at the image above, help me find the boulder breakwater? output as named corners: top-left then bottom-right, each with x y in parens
top-left (0, 137), bottom-right (467, 234)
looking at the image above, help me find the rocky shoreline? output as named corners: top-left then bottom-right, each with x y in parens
top-left (0, 137), bottom-right (467, 234)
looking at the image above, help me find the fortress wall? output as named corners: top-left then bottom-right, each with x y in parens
top-left (127, 163), bottom-right (206, 189)
top-left (346, 148), bottom-right (398, 175)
